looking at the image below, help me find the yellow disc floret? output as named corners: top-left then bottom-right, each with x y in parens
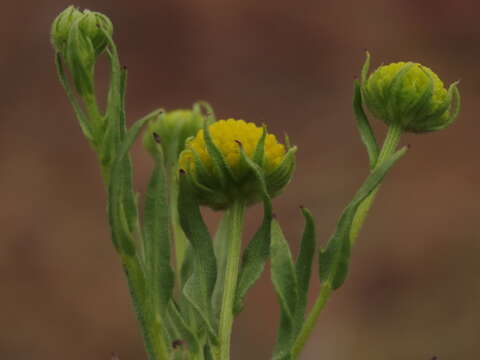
top-left (178, 118), bottom-right (295, 209)
top-left (179, 119), bottom-right (286, 175)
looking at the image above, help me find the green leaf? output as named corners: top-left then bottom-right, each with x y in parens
top-left (319, 146), bottom-right (408, 290)
top-left (271, 220), bottom-right (297, 360)
top-left (360, 51), bottom-right (371, 85)
top-left (234, 146), bottom-right (273, 315)
top-left (293, 207), bottom-right (316, 334)
top-left (180, 244), bottom-right (195, 287)
top-left (167, 301), bottom-right (201, 355)
top-left (54, 53), bottom-right (93, 141)
top-left (178, 173), bottom-right (218, 340)
top-left (353, 80), bottom-right (379, 169)
top-left (107, 115), bottom-right (152, 255)
top-left (99, 31), bottom-right (127, 170)
top-left (143, 141), bottom-right (175, 322)
top-left (203, 344), bottom-right (215, 360)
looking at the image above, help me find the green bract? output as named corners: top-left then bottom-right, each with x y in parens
top-left (361, 54), bottom-right (460, 133)
top-left (178, 119), bottom-right (296, 210)
top-left (50, 5), bottom-right (82, 54)
top-left (51, 6), bottom-right (113, 56)
top-left (142, 105), bottom-right (208, 167)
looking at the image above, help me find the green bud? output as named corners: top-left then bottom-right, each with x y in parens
top-left (178, 119), bottom-right (296, 210)
top-left (78, 10), bottom-right (113, 56)
top-left (143, 107), bottom-right (206, 167)
top-left (51, 7), bottom-right (114, 96)
top-left (51, 6), bottom-right (113, 56)
top-left (50, 5), bottom-right (82, 54)
top-left (361, 54), bottom-right (460, 133)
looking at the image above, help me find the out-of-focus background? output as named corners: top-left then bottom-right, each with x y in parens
top-left (1, 0), bottom-right (479, 359)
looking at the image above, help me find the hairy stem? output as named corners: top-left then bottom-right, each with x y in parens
top-left (218, 200), bottom-right (246, 360)
top-left (349, 123), bottom-right (403, 245)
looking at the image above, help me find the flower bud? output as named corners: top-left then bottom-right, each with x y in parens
top-left (178, 119), bottom-right (296, 210)
top-left (143, 108), bottom-right (206, 167)
top-left (78, 10), bottom-right (113, 56)
top-left (361, 58), bottom-right (460, 133)
top-left (51, 6), bottom-right (113, 56)
top-left (50, 5), bottom-right (82, 54)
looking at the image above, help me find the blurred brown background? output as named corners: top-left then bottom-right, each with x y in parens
top-left (1, 0), bottom-right (479, 359)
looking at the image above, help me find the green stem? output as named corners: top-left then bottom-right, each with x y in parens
top-left (349, 123), bottom-right (403, 245)
top-left (123, 255), bottom-right (169, 360)
top-left (218, 200), bottom-right (246, 360)
top-left (291, 124), bottom-right (403, 359)
top-left (291, 283), bottom-right (332, 358)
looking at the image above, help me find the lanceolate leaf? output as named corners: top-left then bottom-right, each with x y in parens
top-left (353, 80), bottom-right (379, 169)
top-left (108, 111), bottom-right (163, 255)
top-left (107, 114), bottom-right (154, 255)
top-left (319, 146), bottom-right (408, 289)
top-left (54, 53), bottom-right (92, 141)
top-left (167, 301), bottom-right (201, 354)
top-left (143, 143), bottom-right (174, 321)
top-left (178, 173), bottom-right (218, 340)
top-left (293, 207), bottom-right (316, 334)
top-left (234, 146), bottom-right (273, 315)
top-left (271, 220), bottom-right (297, 360)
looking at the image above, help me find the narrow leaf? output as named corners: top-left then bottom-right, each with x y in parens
top-left (360, 51), bottom-right (371, 85)
top-left (319, 146), bottom-right (408, 289)
top-left (234, 146), bottom-right (272, 315)
top-left (107, 114), bottom-right (153, 255)
top-left (167, 301), bottom-right (201, 354)
top-left (353, 80), bottom-right (379, 169)
top-left (293, 207), bottom-right (316, 334)
top-left (178, 173), bottom-right (218, 339)
top-left (143, 142), bottom-right (174, 320)
top-left (55, 53), bottom-right (93, 141)
top-left (271, 220), bottom-right (297, 359)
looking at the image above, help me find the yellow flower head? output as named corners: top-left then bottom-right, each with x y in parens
top-left (180, 119), bottom-right (285, 174)
top-left (179, 119), bottom-right (295, 209)
top-left (362, 56), bottom-right (460, 133)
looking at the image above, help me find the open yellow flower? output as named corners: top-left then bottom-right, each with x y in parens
top-left (179, 119), bottom-right (295, 209)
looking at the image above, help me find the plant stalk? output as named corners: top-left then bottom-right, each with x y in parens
top-left (218, 200), bottom-right (246, 360)
top-left (291, 123), bottom-right (403, 359)
top-left (349, 123), bottom-right (403, 245)
top-left (291, 283), bottom-right (332, 358)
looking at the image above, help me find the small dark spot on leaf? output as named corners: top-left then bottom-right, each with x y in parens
top-left (172, 339), bottom-right (185, 349)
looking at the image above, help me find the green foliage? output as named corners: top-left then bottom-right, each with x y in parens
top-left (178, 174), bottom-right (218, 340)
top-left (53, 6), bottom-right (461, 359)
